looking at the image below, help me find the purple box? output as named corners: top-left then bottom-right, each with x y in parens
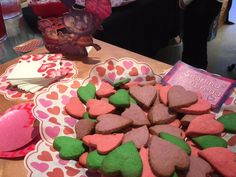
top-left (162, 61), bottom-right (236, 112)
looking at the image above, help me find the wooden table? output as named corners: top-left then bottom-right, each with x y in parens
top-left (0, 39), bottom-right (171, 177)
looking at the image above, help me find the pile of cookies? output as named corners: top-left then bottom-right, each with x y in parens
top-left (53, 79), bottom-right (236, 177)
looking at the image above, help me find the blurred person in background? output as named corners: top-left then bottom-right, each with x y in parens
top-left (179, 0), bottom-right (223, 69)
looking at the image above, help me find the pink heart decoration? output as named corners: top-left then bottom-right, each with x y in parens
top-left (64, 117), bottom-right (77, 127)
top-left (1, 76), bottom-right (7, 82)
top-left (70, 90), bottom-right (77, 97)
top-left (224, 97), bottom-right (234, 105)
top-left (31, 162), bottom-right (49, 172)
top-left (56, 154), bottom-right (69, 165)
top-left (0, 86), bottom-right (6, 91)
top-left (0, 110), bottom-right (38, 152)
top-left (123, 61), bottom-right (133, 69)
top-left (37, 63), bottom-right (56, 73)
top-left (36, 110), bottom-right (49, 119)
top-left (45, 126), bottom-right (60, 139)
top-left (134, 77), bottom-right (144, 82)
top-left (64, 62), bottom-right (72, 67)
top-left (39, 99), bottom-right (53, 107)
top-left (62, 95), bottom-right (70, 105)
top-left (141, 66), bottom-right (150, 75)
top-left (108, 72), bottom-right (116, 81)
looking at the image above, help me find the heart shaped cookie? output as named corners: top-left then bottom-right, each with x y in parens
top-left (96, 81), bottom-right (116, 98)
top-left (149, 136), bottom-right (190, 177)
top-left (129, 85), bottom-right (157, 108)
top-left (87, 150), bottom-right (106, 170)
top-left (122, 126), bottom-right (149, 149)
top-left (185, 114), bottom-right (224, 137)
top-left (148, 104), bottom-right (177, 125)
top-left (86, 99), bottom-right (115, 117)
top-left (109, 89), bottom-right (130, 107)
top-left (149, 124), bottom-right (184, 139)
top-left (95, 114), bottom-right (133, 134)
top-left (168, 85), bottom-right (198, 108)
top-left (159, 132), bottom-right (191, 155)
top-left (101, 141), bottom-right (142, 177)
top-left (121, 104), bottom-right (150, 127)
top-left (199, 147), bottom-right (236, 177)
top-left (192, 135), bottom-right (228, 149)
top-left (176, 99), bottom-right (211, 114)
top-left (139, 148), bottom-right (156, 177)
top-left (186, 156), bottom-right (213, 177)
top-left (83, 133), bottom-right (124, 154)
top-left (77, 83), bottom-right (96, 103)
top-left (75, 119), bottom-right (96, 139)
top-left (65, 97), bottom-right (86, 119)
top-left (159, 84), bottom-right (171, 105)
top-left (217, 113), bottom-right (236, 133)
top-left (53, 136), bottom-right (86, 160)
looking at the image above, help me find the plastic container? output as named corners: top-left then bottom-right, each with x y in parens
top-left (1, 0), bottom-right (22, 20)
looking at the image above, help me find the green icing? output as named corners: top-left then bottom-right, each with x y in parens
top-left (192, 135), bottom-right (228, 149)
top-left (101, 141), bottom-right (142, 177)
top-left (159, 132), bottom-right (191, 155)
top-left (53, 136), bottom-right (86, 160)
top-left (217, 113), bottom-right (236, 133)
top-left (87, 150), bottom-right (106, 170)
top-left (77, 83), bottom-right (96, 103)
top-left (109, 89), bottom-right (130, 107)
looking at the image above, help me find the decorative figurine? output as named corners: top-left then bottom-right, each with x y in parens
top-left (38, 0), bottom-right (112, 57)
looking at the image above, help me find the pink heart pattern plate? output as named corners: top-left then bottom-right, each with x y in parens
top-left (25, 140), bottom-right (88, 177)
top-left (0, 60), bottom-right (78, 101)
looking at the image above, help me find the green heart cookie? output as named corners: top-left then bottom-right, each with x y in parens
top-left (77, 83), bottom-right (96, 103)
top-left (101, 141), bottom-right (142, 177)
top-left (217, 113), bottom-right (236, 133)
top-left (160, 132), bottom-right (191, 155)
top-left (113, 78), bottom-right (131, 88)
top-left (192, 135), bottom-right (227, 149)
top-left (109, 89), bottom-right (130, 107)
top-left (87, 150), bottom-right (106, 170)
top-left (53, 136), bottom-right (86, 160)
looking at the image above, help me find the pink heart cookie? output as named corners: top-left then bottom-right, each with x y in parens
top-left (129, 85), bottom-right (157, 108)
top-left (185, 114), bottom-right (224, 137)
top-left (199, 147), bottom-right (236, 177)
top-left (122, 126), bottom-right (149, 149)
top-left (96, 81), bottom-right (116, 98)
top-left (95, 114), bottom-right (133, 134)
top-left (65, 97), bottom-right (86, 119)
top-left (168, 85), bottom-right (198, 108)
top-left (86, 99), bottom-right (115, 117)
top-left (83, 133), bottom-right (124, 154)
